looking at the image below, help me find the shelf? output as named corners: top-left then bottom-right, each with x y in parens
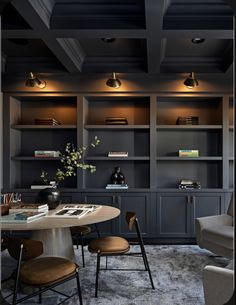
top-left (156, 125), bottom-right (222, 130)
top-left (11, 156), bottom-right (61, 161)
top-left (84, 125), bottom-right (150, 130)
top-left (229, 125), bottom-right (234, 131)
top-left (229, 157), bottom-right (234, 161)
top-left (156, 157), bottom-right (222, 161)
top-left (11, 125), bottom-right (77, 130)
top-left (85, 156), bottom-right (150, 161)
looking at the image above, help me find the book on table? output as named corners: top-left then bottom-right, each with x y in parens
top-left (1, 211), bottom-right (47, 223)
top-left (47, 204), bottom-right (101, 218)
top-left (10, 203), bottom-right (49, 212)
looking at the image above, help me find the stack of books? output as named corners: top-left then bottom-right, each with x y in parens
top-left (179, 150), bottom-right (199, 157)
top-left (1, 210), bottom-right (47, 223)
top-left (106, 184), bottom-right (129, 189)
top-left (34, 150), bottom-right (60, 158)
top-left (176, 116), bottom-right (199, 125)
top-left (178, 180), bottom-right (201, 189)
top-left (35, 118), bottom-right (61, 125)
top-left (10, 203), bottom-right (49, 212)
top-left (105, 117), bottom-right (128, 125)
top-left (108, 151), bottom-right (128, 157)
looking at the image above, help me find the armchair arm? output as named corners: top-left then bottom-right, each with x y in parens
top-left (203, 265), bottom-right (234, 305)
top-left (195, 214), bottom-right (233, 246)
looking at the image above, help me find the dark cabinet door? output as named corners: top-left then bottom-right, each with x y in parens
top-left (116, 193), bottom-right (150, 237)
top-left (191, 193), bottom-right (224, 236)
top-left (156, 193), bottom-right (192, 238)
top-left (81, 193), bottom-right (116, 235)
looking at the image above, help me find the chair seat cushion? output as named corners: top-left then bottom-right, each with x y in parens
top-left (20, 257), bottom-right (77, 286)
top-left (88, 236), bottom-right (130, 254)
top-left (203, 226), bottom-right (234, 250)
top-left (70, 225), bottom-right (91, 236)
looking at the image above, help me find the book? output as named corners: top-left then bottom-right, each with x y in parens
top-left (176, 116), bottom-right (199, 125)
top-left (179, 150), bottom-right (199, 157)
top-left (105, 117), bottom-right (128, 125)
top-left (35, 118), bottom-right (61, 126)
top-left (10, 203), bottom-right (49, 212)
top-left (108, 151), bottom-right (128, 157)
top-left (47, 204), bottom-right (101, 218)
top-left (1, 211), bottom-right (46, 223)
top-left (30, 185), bottom-right (54, 189)
top-left (106, 184), bottom-right (129, 189)
top-left (34, 151), bottom-right (60, 158)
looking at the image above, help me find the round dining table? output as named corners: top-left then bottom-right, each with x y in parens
top-left (1, 204), bottom-right (120, 261)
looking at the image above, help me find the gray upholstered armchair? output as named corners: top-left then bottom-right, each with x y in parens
top-left (203, 261), bottom-right (234, 305)
top-left (195, 196), bottom-right (234, 258)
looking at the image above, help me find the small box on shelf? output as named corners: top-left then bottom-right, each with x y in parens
top-left (179, 150), bottom-right (199, 157)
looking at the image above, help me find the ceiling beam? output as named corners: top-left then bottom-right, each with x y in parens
top-left (145, 0), bottom-right (166, 73)
top-left (12, 0), bottom-right (84, 73)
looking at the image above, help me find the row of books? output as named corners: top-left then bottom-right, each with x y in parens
top-left (108, 151), bottom-right (128, 157)
top-left (178, 180), bottom-right (201, 189)
top-left (35, 118), bottom-right (61, 126)
top-left (176, 116), bottom-right (199, 125)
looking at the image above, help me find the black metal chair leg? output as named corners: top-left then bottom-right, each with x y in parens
top-left (80, 235), bottom-right (85, 267)
top-left (95, 252), bottom-right (101, 298)
top-left (94, 224), bottom-right (100, 237)
top-left (76, 235), bottom-right (79, 250)
top-left (76, 270), bottom-right (83, 305)
top-left (141, 250), bottom-right (155, 289)
top-left (105, 256), bottom-right (108, 270)
top-left (12, 245), bottom-right (23, 305)
top-left (38, 288), bottom-right (42, 304)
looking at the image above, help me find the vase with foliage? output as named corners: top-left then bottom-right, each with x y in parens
top-left (37, 136), bottom-right (100, 209)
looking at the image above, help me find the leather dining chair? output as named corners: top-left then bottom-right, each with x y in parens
top-left (88, 211), bottom-right (155, 297)
top-left (2, 237), bottom-right (83, 305)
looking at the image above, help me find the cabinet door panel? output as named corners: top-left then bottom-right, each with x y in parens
top-left (191, 193), bottom-right (224, 235)
top-left (117, 193), bottom-right (150, 237)
top-left (157, 193), bottom-right (191, 237)
top-left (81, 193), bottom-right (116, 235)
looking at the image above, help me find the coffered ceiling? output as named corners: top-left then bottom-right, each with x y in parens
top-left (1, 0), bottom-right (234, 75)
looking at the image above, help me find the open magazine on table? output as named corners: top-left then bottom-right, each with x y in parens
top-left (46, 204), bottom-right (101, 218)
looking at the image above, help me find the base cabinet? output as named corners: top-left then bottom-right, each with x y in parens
top-left (17, 190), bottom-right (228, 241)
top-left (156, 192), bottom-right (225, 239)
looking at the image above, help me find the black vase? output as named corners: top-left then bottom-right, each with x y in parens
top-left (37, 188), bottom-right (61, 210)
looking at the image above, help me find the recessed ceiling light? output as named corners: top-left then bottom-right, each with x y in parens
top-left (101, 38), bottom-right (116, 43)
top-left (191, 38), bottom-right (205, 44)
top-left (8, 38), bottom-right (29, 45)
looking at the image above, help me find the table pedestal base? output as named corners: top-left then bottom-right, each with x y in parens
top-left (32, 227), bottom-right (75, 261)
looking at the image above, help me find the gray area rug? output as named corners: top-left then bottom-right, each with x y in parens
top-left (1, 245), bottom-right (229, 305)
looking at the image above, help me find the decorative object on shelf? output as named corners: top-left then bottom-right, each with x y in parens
top-left (106, 72), bottom-right (121, 88)
top-left (110, 166), bottom-right (125, 185)
top-left (35, 118), bottom-right (61, 125)
top-left (34, 150), bottom-right (60, 158)
top-left (0, 204), bottom-right (10, 216)
top-left (1, 192), bottom-right (21, 204)
top-left (105, 117), bottom-right (128, 125)
top-left (39, 136), bottom-right (100, 209)
top-left (191, 38), bottom-right (205, 44)
top-left (176, 116), bottom-right (199, 125)
top-left (183, 72), bottom-right (199, 89)
top-left (108, 151), bottom-right (128, 157)
top-left (178, 179), bottom-right (201, 189)
top-left (179, 150), bottom-right (199, 157)
top-left (25, 72), bottom-right (46, 89)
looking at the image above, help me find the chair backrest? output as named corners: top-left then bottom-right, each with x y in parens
top-left (5, 237), bottom-right (43, 261)
top-left (126, 212), bottom-right (136, 231)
